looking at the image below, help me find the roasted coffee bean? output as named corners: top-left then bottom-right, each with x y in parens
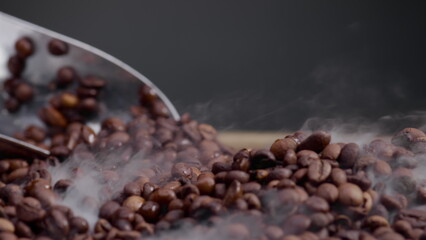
top-left (381, 194), bottom-right (407, 210)
top-left (48, 39), bottom-right (69, 55)
top-left (39, 106), bottom-right (67, 127)
top-left (70, 216), bottom-right (89, 234)
top-left (139, 201), bottom-right (160, 222)
top-left (298, 131), bottom-right (331, 153)
top-left (305, 196), bottom-right (330, 212)
top-left (171, 162), bottom-right (193, 179)
top-left (0, 218), bottom-right (15, 232)
top-left (99, 201), bottom-right (120, 219)
top-left (123, 196), bottom-right (145, 212)
top-left (270, 138), bottom-right (297, 160)
top-left (56, 66), bottom-right (76, 86)
top-left (392, 128), bottom-right (426, 147)
top-left (373, 160), bottom-right (392, 176)
top-left (15, 37), bottom-right (34, 58)
top-left (283, 149), bottom-right (298, 165)
top-left (8, 55), bottom-right (25, 76)
top-left (195, 177), bottom-right (215, 195)
top-left (14, 83), bottom-right (34, 102)
top-left (211, 162), bottom-right (231, 174)
top-left (338, 183), bottom-right (364, 206)
top-left (347, 173), bottom-right (372, 191)
top-left (0, 232), bottom-right (18, 240)
top-left (16, 197), bottom-right (45, 222)
top-left (224, 180), bottom-right (243, 206)
top-left (78, 97), bottom-right (98, 113)
top-left (331, 168), bottom-right (347, 186)
top-left (307, 160), bottom-right (331, 183)
top-left (283, 214), bottom-right (311, 235)
top-left (4, 97), bottom-right (20, 112)
top-left (251, 149), bottom-right (277, 169)
top-left (225, 170), bottom-right (250, 184)
top-left (338, 143), bottom-right (360, 169)
top-left (316, 183), bottom-right (339, 203)
top-left (265, 225), bottom-right (284, 240)
top-left (321, 143), bottom-right (341, 160)
top-left (24, 125), bottom-right (46, 142)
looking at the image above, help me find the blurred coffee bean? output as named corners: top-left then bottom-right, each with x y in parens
top-left (15, 37), bottom-right (34, 59)
top-left (8, 55), bottom-right (25, 76)
top-left (48, 39), bottom-right (69, 55)
top-left (338, 143), bottom-right (360, 169)
top-left (14, 83), bottom-right (34, 102)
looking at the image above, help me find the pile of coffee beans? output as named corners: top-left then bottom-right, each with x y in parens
top-left (2, 36), bottom-right (426, 240)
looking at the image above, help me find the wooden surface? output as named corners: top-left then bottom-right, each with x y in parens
top-left (217, 131), bottom-right (286, 150)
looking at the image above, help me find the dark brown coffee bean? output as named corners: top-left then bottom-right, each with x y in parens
top-left (16, 197), bottom-right (46, 222)
top-left (211, 162), bottom-right (231, 174)
top-left (94, 218), bottom-right (112, 233)
top-left (316, 183), bottom-right (339, 203)
top-left (77, 87), bottom-right (99, 98)
top-left (123, 182), bottom-right (141, 196)
top-left (242, 182), bottom-right (262, 193)
top-left (70, 216), bottom-right (89, 234)
top-left (298, 131), bottom-right (331, 153)
top-left (307, 160), bottom-right (331, 183)
top-left (15, 221), bottom-right (32, 238)
top-left (24, 125), bottom-right (46, 142)
top-left (232, 157), bottom-right (250, 172)
top-left (338, 183), bottom-right (364, 206)
top-left (225, 170), bottom-right (250, 184)
top-left (8, 55), bottom-right (25, 76)
top-left (78, 97), bottom-right (98, 113)
top-left (195, 177), bottom-right (215, 195)
top-left (139, 201), bottom-right (160, 222)
top-left (15, 37), bottom-right (34, 58)
top-left (224, 180), bottom-right (243, 206)
top-left (106, 131), bottom-right (130, 148)
top-left (198, 124), bottom-right (217, 140)
top-left (270, 138), bottom-right (297, 160)
top-left (168, 199), bottom-right (184, 211)
top-left (56, 66), bottom-right (76, 86)
top-left (250, 149), bottom-right (277, 169)
top-left (338, 143), bottom-right (360, 169)
top-left (114, 207), bottom-right (135, 222)
top-left (171, 162), bottom-right (193, 179)
top-left (392, 220), bottom-right (412, 238)
top-left (5, 97), bottom-right (20, 112)
top-left (347, 173), bottom-right (372, 191)
top-left (48, 39), bottom-right (69, 55)
top-left (149, 188), bottom-right (176, 205)
top-left (59, 93), bottom-right (79, 108)
top-left (283, 149), bottom-right (297, 165)
top-left (99, 201), bottom-right (120, 219)
top-left (381, 194), bottom-right (407, 210)
top-left (14, 83), bottom-right (34, 102)
top-left (39, 106), bottom-right (67, 127)
top-left (268, 168), bottom-right (292, 181)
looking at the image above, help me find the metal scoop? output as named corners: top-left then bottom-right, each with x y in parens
top-left (0, 11), bottom-right (179, 159)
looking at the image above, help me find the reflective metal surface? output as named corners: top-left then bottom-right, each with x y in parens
top-left (0, 12), bottom-right (180, 157)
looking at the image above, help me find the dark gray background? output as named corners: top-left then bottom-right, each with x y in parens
top-left (1, 1), bottom-right (426, 132)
